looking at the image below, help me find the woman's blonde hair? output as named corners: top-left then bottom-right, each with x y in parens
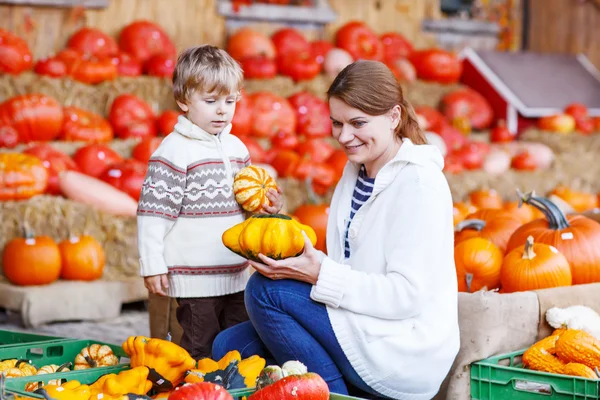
top-left (173, 45), bottom-right (243, 104)
top-left (326, 60), bottom-right (427, 145)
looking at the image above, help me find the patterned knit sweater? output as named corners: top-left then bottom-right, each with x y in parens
top-left (137, 115), bottom-right (251, 298)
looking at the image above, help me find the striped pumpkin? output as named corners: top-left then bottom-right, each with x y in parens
top-left (233, 165), bottom-right (277, 213)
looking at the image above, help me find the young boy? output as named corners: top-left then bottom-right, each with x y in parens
top-left (137, 45), bottom-right (283, 359)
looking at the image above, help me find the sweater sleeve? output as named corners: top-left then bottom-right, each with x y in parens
top-left (310, 183), bottom-right (452, 320)
top-left (136, 150), bottom-right (187, 277)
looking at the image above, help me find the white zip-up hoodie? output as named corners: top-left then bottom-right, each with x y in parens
top-left (311, 139), bottom-right (459, 399)
top-left (137, 115), bottom-right (251, 298)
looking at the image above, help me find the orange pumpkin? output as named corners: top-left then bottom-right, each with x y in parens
top-left (454, 209), bottom-right (522, 253)
top-left (500, 236), bottom-right (572, 293)
top-left (469, 189), bottom-right (503, 209)
top-left (233, 165), bottom-right (278, 212)
top-left (58, 235), bottom-right (105, 281)
top-left (0, 153), bottom-right (49, 200)
top-left (2, 233), bottom-right (61, 286)
top-left (453, 202), bottom-right (478, 226)
top-left (548, 185), bottom-right (598, 213)
top-left (454, 237), bottom-right (503, 293)
top-left (293, 203), bottom-right (329, 253)
top-left (506, 192), bottom-right (600, 285)
top-left (503, 200), bottom-right (545, 224)
top-left (59, 107), bottom-right (114, 143)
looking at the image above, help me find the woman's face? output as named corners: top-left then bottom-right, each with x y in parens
top-left (329, 97), bottom-right (401, 168)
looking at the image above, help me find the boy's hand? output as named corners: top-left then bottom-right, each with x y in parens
top-left (261, 187), bottom-right (284, 214)
top-left (144, 274), bottom-right (169, 296)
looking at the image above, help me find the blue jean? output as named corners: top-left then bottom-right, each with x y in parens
top-left (212, 273), bottom-right (385, 399)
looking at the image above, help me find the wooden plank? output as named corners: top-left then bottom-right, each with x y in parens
top-left (0, 0), bottom-right (108, 8)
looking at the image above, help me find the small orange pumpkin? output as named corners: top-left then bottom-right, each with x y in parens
top-left (0, 153), bottom-right (49, 200)
top-left (502, 200), bottom-right (545, 224)
top-left (453, 202), bottom-right (478, 226)
top-left (454, 237), bottom-right (503, 293)
top-left (469, 189), bottom-right (503, 209)
top-left (233, 165), bottom-right (278, 212)
top-left (58, 235), bottom-right (105, 281)
top-left (548, 185), bottom-right (598, 213)
top-left (2, 232), bottom-right (61, 286)
top-left (500, 236), bottom-right (572, 293)
top-left (74, 344), bottom-right (119, 369)
top-left (454, 209), bottom-right (522, 253)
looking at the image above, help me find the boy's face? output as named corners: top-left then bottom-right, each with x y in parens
top-left (177, 90), bottom-right (238, 135)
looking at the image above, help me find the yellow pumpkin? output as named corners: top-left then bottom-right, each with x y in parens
top-left (233, 165), bottom-right (278, 213)
top-left (74, 344), bottom-right (119, 369)
top-left (0, 360), bottom-right (37, 378)
top-left (25, 362), bottom-right (72, 392)
top-left (222, 214), bottom-right (317, 262)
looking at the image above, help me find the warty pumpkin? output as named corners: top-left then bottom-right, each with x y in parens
top-left (35, 380), bottom-right (91, 400)
top-left (523, 329), bottom-right (566, 374)
top-left (506, 192), bottom-right (600, 284)
top-left (562, 362), bottom-right (599, 379)
top-left (454, 237), bottom-right (503, 293)
top-left (454, 208), bottom-right (522, 253)
top-left (89, 366), bottom-right (153, 399)
top-left (74, 344), bottom-right (119, 369)
top-left (500, 236), bottom-right (572, 293)
top-left (187, 350), bottom-right (266, 389)
top-left (233, 165), bottom-right (278, 213)
top-left (222, 214), bottom-right (317, 262)
top-left (555, 329), bottom-right (600, 370)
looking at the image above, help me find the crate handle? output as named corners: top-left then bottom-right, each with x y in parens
top-left (513, 379), bottom-right (553, 395)
top-left (25, 348), bottom-right (45, 359)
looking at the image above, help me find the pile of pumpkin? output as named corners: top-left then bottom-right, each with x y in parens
top-left (6, 336), bottom-right (329, 400)
top-left (453, 187), bottom-right (600, 293)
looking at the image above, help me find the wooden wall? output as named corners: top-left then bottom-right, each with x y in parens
top-left (0, 0), bottom-right (440, 60)
top-left (527, 0), bottom-right (600, 68)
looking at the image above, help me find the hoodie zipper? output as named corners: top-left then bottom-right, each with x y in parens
top-left (216, 134), bottom-right (233, 180)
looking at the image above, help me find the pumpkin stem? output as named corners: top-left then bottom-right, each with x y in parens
top-left (84, 355), bottom-right (97, 368)
top-left (519, 191), bottom-right (570, 229)
top-left (455, 219), bottom-right (486, 232)
top-left (251, 214), bottom-right (291, 220)
top-left (523, 236), bottom-right (536, 260)
top-left (57, 362), bottom-right (72, 372)
top-left (304, 176), bottom-right (319, 205)
top-left (465, 273), bottom-right (474, 293)
top-left (595, 367), bottom-right (600, 378)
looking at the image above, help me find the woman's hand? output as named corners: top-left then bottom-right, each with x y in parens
top-left (260, 187), bottom-right (284, 214)
top-left (249, 231), bottom-right (322, 285)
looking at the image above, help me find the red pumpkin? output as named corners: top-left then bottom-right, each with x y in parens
top-left (270, 131), bottom-right (299, 151)
top-left (294, 160), bottom-right (336, 196)
top-left (231, 91), bottom-right (253, 136)
top-left (60, 107), bottom-right (114, 143)
top-left (293, 203), bottom-right (330, 252)
top-left (564, 103), bottom-right (588, 121)
top-left (538, 114), bottom-right (575, 133)
top-left (3, 234), bottom-right (61, 286)
top-left (111, 52), bottom-right (143, 77)
top-left (335, 21), bottom-right (383, 61)
top-left (132, 137), bottom-right (164, 164)
top-left (439, 88), bottom-right (494, 130)
top-left (22, 144), bottom-right (79, 195)
top-left (34, 57), bottom-right (68, 78)
top-left (237, 136), bottom-right (266, 164)
top-left (490, 120), bottom-right (514, 143)
top-left (54, 49), bottom-right (82, 75)
top-left (511, 151), bottom-right (538, 171)
top-left (271, 28), bottom-right (310, 57)
top-left (73, 144), bottom-right (123, 178)
top-left (0, 28), bottom-right (33, 74)
top-left (0, 125), bottom-right (20, 148)
top-left (448, 143), bottom-right (486, 171)
top-left (506, 192), bottom-right (600, 284)
top-left (380, 32), bottom-right (414, 61)
top-left (409, 49), bottom-right (462, 84)
top-left (241, 56), bottom-right (278, 79)
top-left (287, 92), bottom-right (331, 138)
top-left (270, 150), bottom-right (301, 178)
top-left (327, 149), bottom-right (348, 182)
top-left (168, 382), bottom-right (233, 400)
top-left (387, 58), bottom-right (416, 83)
top-left (100, 159), bottom-right (147, 200)
top-left (71, 57), bottom-right (118, 85)
top-left (156, 110), bottom-right (181, 136)
top-left (145, 53), bottom-right (176, 77)
top-left (575, 118), bottom-right (594, 135)
top-left (277, 52), bottom-right (320, 82)
top-left (433, 123), bottom-right (468, 151)
top-left (250, 92), bottom-right (296, 137)
top-left (0, 153), bottom-right (48, 200)
top-left (0, 94), bottom-right (64, 142)
top-left (67, 27), bottom-right (119, 58)
top-left (295, 139), bottom-right (335, 163)
top-left (414, 106), bottom-right (445, 132)
top-left (108, 94), bottom-right (157, 139)
top-left (118, 20), bottom-right (177, 63)
top-left (249, 373), bottom-right (329, 400)
top-left (310, 40), bottom-right (334, 67)
top-left (227, 28), bottom-right (276, 61)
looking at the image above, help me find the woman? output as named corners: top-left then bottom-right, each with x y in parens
top-left (213, 60), bottom-right (459, 400)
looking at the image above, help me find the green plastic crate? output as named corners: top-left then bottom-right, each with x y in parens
top-left (4, 364), bottom-right (129, 396)
top-left (0, 330), bottom-right (66, 349)
top-left (471, 348), bottom-right (600, 399)
top-left (0, 339), bottom-right (129, 371)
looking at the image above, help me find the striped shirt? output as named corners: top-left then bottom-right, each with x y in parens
top-left (344, 165), bottom-right (376, 258)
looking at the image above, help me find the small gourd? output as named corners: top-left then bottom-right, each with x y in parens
top-left (555, 329), bottom-right (600, 370)
top-left (74, 344), bottom-right (119, 369)
top-left (233, 165), bottom-right (277, 213)
top-left (523, 329), bottom-right (566, 374)
top-left (25, 362), bottom-right (72, 392)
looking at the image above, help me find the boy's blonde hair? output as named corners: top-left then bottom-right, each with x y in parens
top-left (173, 45), bottom-right (243, 104)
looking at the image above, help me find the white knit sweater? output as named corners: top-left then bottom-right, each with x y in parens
top-left (137, 116), bottom-right (251, 298)
top-left (311, 139), bottom-right (460, 400)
